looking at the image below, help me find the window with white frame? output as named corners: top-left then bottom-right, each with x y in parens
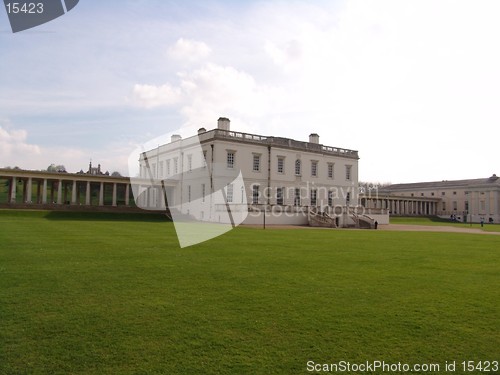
top-left (187, 154), bottom-right (193, 172)
top-left (227, 151), bottom-right (235, 169)
top-left (166, 160), bottom-right (171, 176)
top-left (328, 163), bottom-right (334, 179)
top-left (328, 190), bottom-right (334, 206)
top-left (311, 161), bottom-right (318, 177)
top-left (295, 159), bottom-right (301, 176)
top-left (159, 161), bottom-right (164, 178)
top-left (294, 188), bottom-right (301, 206)
top-left (277, 157), bottom-right (284, 174)
top-left (311, 188), bottom-right (317, 206)
top-left (252, 185), bottom-right (259, 204)
top-left (226, 183), bottom-right (234, 203)
top-left (188, 185), bottom-right (191, 203)
top-left (276, 187), bottom-right (284, 205)
top-left (174, 157), bottom-right (178, 174)
top-left (345, 165), bottom-right (352, 180)
top-left (253, 154), bottom-right (261, 172)
top-left (346, 192), bottom-right (351, 204)
top-left (202, 184), bottom-right (206, 203)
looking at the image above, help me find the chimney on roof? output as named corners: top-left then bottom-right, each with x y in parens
top-left (309, 133), bottom-right (320, 144)
top-left (198, 127), bottom-right (207, 135)
top-left (171, 134), bottom-right (182, 143)
top-left (489, 174), bottom-right (498, 181)
top-left (217, 117), bottom-right (230, 131)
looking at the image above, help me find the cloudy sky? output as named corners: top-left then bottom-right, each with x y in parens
top-left (1, 0), bottom-right (499, 183)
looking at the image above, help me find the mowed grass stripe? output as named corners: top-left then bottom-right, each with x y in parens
top-left (0, 211), bottom-right (498, 374)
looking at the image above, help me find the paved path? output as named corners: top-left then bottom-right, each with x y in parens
top-left (379, 224), bottom-right (500, 235)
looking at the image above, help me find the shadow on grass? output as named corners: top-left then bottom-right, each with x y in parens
top-left (43, 211), bottom-right (171, 222)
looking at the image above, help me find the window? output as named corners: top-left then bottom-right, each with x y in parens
top-left (152, 163), bottom-right (156, 178)
top-left (346, 192), bottom-right (351, 204)
top-left (203, 151), bottom-right (207, 168)
top-left (202, 184), bottom-right (206, 203)
top-left (453, 201), bottom-right (457, 210)
top-left (294, 188), bottom-right (301, 206)
top-left (311, 161), bottom-right (318, 177)
top-left (166, 160), bottom-right (171, 176)
top-left (187, 185), bottom-right (191, 203)
top-left (480, 200), bottom-right (485, 211)
top-left (431, 192), bottom-right (435, 196)
top-left (187, 154), bottom-right (193, 172)
top-left (253, 154), bottom-right (261, 172)
top-left (276, 187), bottom-right (284, 205)
top-left (442, 202), bottom-right (446, 211)
top-left (226, 184), bottom-right (234, 203)
top-left (295, 159), bottom-right (301, 176)
top-left (453, 191), bottom-right (457, 195)
top-left (465, 201), bottom-right (469, 211)
top-left (252, 185), bottom-right (259, 204)
top-left (328, 163), bottom-right (334, 179)
top-left (174, 158), bottom-right (178, 174)
top-left (311, 189), bottom-right (317, 206)
top-left (159, 161), bottom-right (164, 178)
top-left (345, 165), bottom-right (352, 181)
top-left (441, 192), bottom-right (445, 196)
top-left (227, 151), bottom-right (235, 169)
top-left (328, 191), bottom-right (334, 207)
top-left (277, 157), bottom-right (284, 174)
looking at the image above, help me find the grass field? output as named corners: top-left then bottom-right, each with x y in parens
top-left (1, 211), bottom-right (499, 374)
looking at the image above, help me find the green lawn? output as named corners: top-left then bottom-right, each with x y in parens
top-left (1, 211), bottom-right (499, 374)
top-left (390, 216), bottom-right (500, 232)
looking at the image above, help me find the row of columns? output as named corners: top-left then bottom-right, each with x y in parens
top-left (361, 197), bottom-right (438, 216)
top-left (5, 177), bottom-right (130, 207)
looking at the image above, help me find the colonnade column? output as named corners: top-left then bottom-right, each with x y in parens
top-left (86, 181), bottom-right (91, 205)
top-left (99, 182), bottom-right (104, 206)
top-left (9, 177), bottom-right (17, 203)
top-left (125, 184), bottom-right (130, 206)
top-left (71, 180), bottom-right (77, 205)
top-left (42, 179), bottom-right (47, 204)
top-left (57, 180), bottom-right (63, 204)
top-left (26, 177), bottom-right (33, 203)
top-left (112, 183), bottom-right (117, 207)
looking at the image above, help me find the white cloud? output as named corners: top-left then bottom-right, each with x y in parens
top-left (167, 38), bottom-right (212, 63)
top-left (132, 83), bottom-right (182, 108)
top-left (0, 123), bottom-right (41, 167)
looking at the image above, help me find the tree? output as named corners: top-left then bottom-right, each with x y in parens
top-left (47, 164), bottom-right (67, 173)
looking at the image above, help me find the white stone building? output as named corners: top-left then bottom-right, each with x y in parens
top-left (136, 118), bottom-right (372, 227)
top-left (375, 175), bottom-right (500, 223)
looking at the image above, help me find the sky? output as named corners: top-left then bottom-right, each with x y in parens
top-left (1, 0), bottom-right (499, 183)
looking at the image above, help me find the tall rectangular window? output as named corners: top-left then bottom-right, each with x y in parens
top-left (465, 201), bottom-right (469, 211)
top-left (187, 154), bottom-right (193, 172)
top-left (174, 158), bottom-right (178, 174)
top-left (295, 160), bottom-right (301, 176)
top-left (252, 185), bottom-right (259, 204)
top-left (328, 191), bottom-right (334, 207)
top-left (277, 157), bottom-right (284, 174)
top-left (453, 201), bottom-right (457, 210)
top-left (346, 192), bottom-right (351, 204)
top-left (227, 152), bottom-right (235, 169)
top-left (311, 189), bottom-right (317, 206)
top-left (328, 163), bottom-right (334, 179)
top-left (345, 165), bottom-right (352, 181)
top-left (202, 184), bottom-right (206, 203)
top-left (152, 163), bottom-right (157, 178)
top-left (294, 188), bottom-right (301, 206)
top-left (166, 160), bottom-right (171, 176)
top-left (226, 183), bottom-right (234, 203)
top-left (276, 187), bottom-right (284, 205)
top-left (188, 185), bottom-right (191, 203)
top-left (253, 155), bottom-right (261, 172)
top-left (311, 161), bottom-right (318, 177)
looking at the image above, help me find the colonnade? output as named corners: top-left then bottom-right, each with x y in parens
top-left (360, 196), bottom-right (439, 216)
top-left (1, 170), bottom-right (131, 207)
